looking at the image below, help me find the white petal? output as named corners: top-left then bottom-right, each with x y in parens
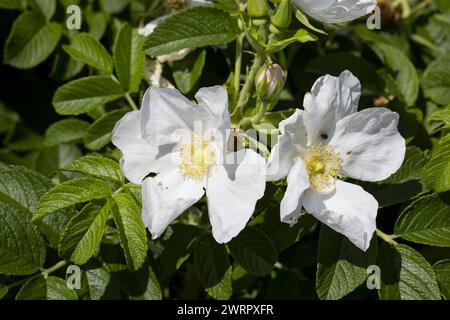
top-left (156, 48), bottom-right (192, 63)
top-left (140, 87), bottom-right (210, 145)
top-left (138, 16), bottom-right (166, 37)
top-left (266, 109), bottom-right (307, 181)
top-left (206, 149), bottom-right (266, 243)
top-left (280, 159), bottom-right (310, 226)
top-left (142, 171), bottom-right (205, 239)
top-left (303, 70), bottom-right (361, 145)
top-left (194, 86), bottom-right (231, 153)
top-left (189, 0), bottom-right (212, 6)
top-left (112, 111), bottom-right (174, 184)
top-left (303, 180), bottom-right (377, 251)
top-left (330, 107), bottom-right (406, 182)
top-left (293, 0), bottom-right (376, 24)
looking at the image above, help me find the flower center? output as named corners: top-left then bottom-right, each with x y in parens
top-left (302, 144), bottom-right (341, 192)
top-left (178, 134), bottom-right (216, 181)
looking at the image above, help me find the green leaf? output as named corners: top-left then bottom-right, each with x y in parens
top-left (0, 0), bottom-right (26, 10)
top-left (158, 224), bottom-right (200, 282)
top-left (144, 7), bottom-right (239, 56)
top-left (38, 208), bottom-right (74, 249)
top-left (86, 268), bottom-right (121, 300)
top-left (171, 49), bottom-right (206, 95)
top-left (44, 118), bottom-right (90, 147)
top-left (59, 201), bottom-right (110, 264)
top-left (433, 260), bottom-right (450, 299)
top-left (112, 192), bottom-right (148, 271)
top-left (63, 33), bottom-right (114, 73)
top-left (0, 283), bottom-right (7, 299)
top-left (395, 194), bottom-right (450, 247)
top-left (3, 11), bottom-right (62, 69)
top-left (69, 154), bottom-right (122, 184)
top-left (113, 264), bottom-right (161, 300)
top-left (35, 177), bottom-right (112, 220)
top-left (228, 226), bottom-right (277, 276)
top-left (114, 23), bottom-right (144, 92)
top-left (382, 147), bottom-right (430, 184)
top-left (0, 165), bottom-right (69, 256)
top-left (375, 43), bottom-right (419, 107)
top-left (0, 202), bottom-right (46, 275)
top-left (35, 144), bottom-right (82, 177)
top-left (195, 235), bottom-right (232, 300)
top-left (378, 243), bottom-right (441, 300)
top-left (29, 0), bottom-right (56, 20)
top-left (268, 29), bottom-right (318, 53)
top-left (424, 136), bottom-right (450, 193)
top-left (85, 109), bottom-right (127, 150)
top-left (53, 76), bottom-right (125, 115)
top-left (428, 106), bottom-right (450, 133)
top-left (294, 9), bottom-right (327, 35)
top-left (316, 225), bottom-right (377, 300)
top-left (422, 55), bottom-right (450, 106)
top-left (0, 165), bottom-right (51, 214)
top-left (16, 276), bottom-right (78, 300)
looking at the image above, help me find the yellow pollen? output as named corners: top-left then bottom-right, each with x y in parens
top-left (165, 0), bottom-right (188, 11)
top-left (178, 135), bottom-right (216, 181)
top-left (302, 144), bottom-right (342, 192)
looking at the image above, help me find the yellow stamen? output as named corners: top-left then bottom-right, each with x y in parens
top-left (178, 134), bottom-right (216, 181)
top-left (302, 144), bottom-right (341, 192)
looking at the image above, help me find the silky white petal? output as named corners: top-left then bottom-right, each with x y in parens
top-left (140, 87), bottom-right (210, 145)
top-left (142, 171), bottom-right (205, 239)
top-left (194, 86), bottom-right (230, 154)
top-left (112, 111), bottom-right (174, 184)
top-left (266, 109), bottom-right (307, 181)
top-left (156, 48), bottom-right (193, 63)
top-left (206, 149), bottom-right (266, 243)
top-left (303, 180), bottom-right (378, 251)
top-left (138, 16), bottom-right (166, 37)
top-left (293, 0), bottom-right (376, 23)
top-left (303, 70), bottom-right (361, 145)
top-left (330, 107), bottom-right (406, 182)
top-left (280, 159), bottom-right (310, 226)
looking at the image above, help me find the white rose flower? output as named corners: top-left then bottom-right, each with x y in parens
top-left (267, 70), bottom-right (406, 251)
top-left (112, 86), bottom-right (266, 243)
top-left (292, 0), bottom-right (377, 23)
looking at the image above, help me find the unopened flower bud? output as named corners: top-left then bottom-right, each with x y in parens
top-left (255, 63), bottom-right (286, 103)
top-left (247, 0), bottom-right (268, 18)
top-left (270, 0), bottom-right (292, 31)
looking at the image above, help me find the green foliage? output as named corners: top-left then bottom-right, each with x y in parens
top-left (395, 194), bottom-right (450, 247)
top-left (84, 110), bottom-right (128, 150)
top-left (316, 225), bottom-right (377, 300)
top-left (143, 7), bottom-right (239, 56)
top-left (58, 202), bottom-right (110, 264)
top-left (114, 23), bottom-right (145, 93)
top-left (35, 177), bottom-right (112, 219)
top-left (44, 118), bottom-right (90, 147)
top-left (63, 33), bottom-right (113, 73)
top-left (112, 193), bottom-right (148, 271)
top-left (3, 11), bottom-right (62, 69)
top-left (228, 227), bottom-right (277, 276)
top-left (16, 276), bottom-right (78, 300)
top-left (53, 76), bottom-right (125, 115)
top-left (377, 243), bottom-right (441, 300)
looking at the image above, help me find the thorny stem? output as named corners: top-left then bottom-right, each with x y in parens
top-left (5, 260), bottom-right (68, 290)
top-left (234, 33), bottom-right (245, 103)
top-left (232, 54), bottom-right (265, 123)
top-left (376, 229), bottom-right (398, 246)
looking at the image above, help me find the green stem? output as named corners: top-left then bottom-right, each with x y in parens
top-left (376, 229), bottom-right (398, 246)
top-left (111, 75), bottom-right (138, 111)
top-left (234, 33), bottom-right (245, 103)
top-left (251, 99), bottom-right (268, 124)
top-left (231, 54), bottom-right (264, 122)
top-left (6, 260), bottom-right (68, 290)
top-left (125, 92), bottom-right (139, 111)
